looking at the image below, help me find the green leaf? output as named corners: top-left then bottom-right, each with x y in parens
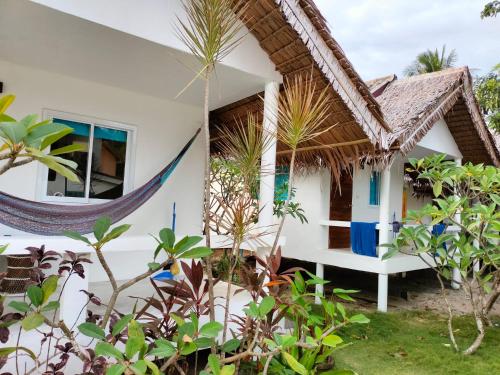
top-left (194, 337), bottom-right (213, 349)
top-left (42, 157), bottom-right (79, 182)
top-left (145, 360), bottom-right (160, 375)
top-left (21, 312), bottom-right (44, 331)
top-left (63, 230), bottom-right (91, 244)
top-left (102, 224), bottom-right (131, 243)
top-left (49, 143), bottom-right (86, 156)
top-left (147, 262), bottom-right (161, 271)
top-left (433, 181), bottom-right (443, 197)
top-left (106, 364), bottom-right (126, 375)
top-left (0, 346), bottom-right (36, 360)
top-left (78, 322), bottom-right (106, 340)
top-left (0, 95), bottom-right (15, 114)
top-left (112, 314), bottom-right (134, 336)
top-left (149, 339), bottom-right (176, 358)
top-left (0, 244), bottom-right (7, 255)
top-left (179, 341), bottom-right (196, 356)
top-left (259, 296), bottom-right (275, 316)
top-left (174, 235), bottom-right (203, 253)
top-left (94, 216), bottom-right (112, 241)
top-left (349, 314), bottom-right (370, 324)
top-left (0, 121), bottom-right (27, 144)
top-left (178, 246), bottom-right (212, 259)
top-left (8, 300), bottom-right (30, 312)
top-left (222, 338), bottom-right (240, 352)
top-left (323, 334), bottom-right (343, 348)
top-left (95, 342), bottom-right (124, 360)
top-left (220, 365), bottom-right (236, 375)
top-left (208, 354), bottom-right (221, 375)
top-left (159, 228), bottom-right (175, 248)
top-left (27, 285), bottom-right (43, 307)
top-left (129, 360), bottom-right (147, 375)
top-left (125, 320), bottom-right (145, 359)
top-left (199, 321), bottom-right (223, 338)
top-left (282, 352), bottom-right (307, 375)
top-left (41, 275), bottom-right (59, 304)
top-left (41, 301), bottom-right (60, 312)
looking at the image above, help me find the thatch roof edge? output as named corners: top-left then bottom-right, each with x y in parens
top-left (276, 0), bottom-right (390, 149)
top-left (394, 68), bottom-right (499, 166)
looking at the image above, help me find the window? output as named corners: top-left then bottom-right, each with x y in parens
top-left (41, 112), bottom-right (134, 203)
top-left (369, 171), bottom-right (380, 206)
top-left (274, 166), bottom-right (289, 202)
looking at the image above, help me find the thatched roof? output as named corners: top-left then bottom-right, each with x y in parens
top-left (211, 0), bottom-right (391, 179)
top-left (366, 67), bottom-right (499, 166)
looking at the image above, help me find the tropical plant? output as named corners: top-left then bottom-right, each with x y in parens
top-left (403, 45), bottom-right (458, 77)
top-left (176, 0), bottom-right (247, 325)
top-left (474, 63), bottom-right (500, 133)
top-left (481, 1), bottom-right (500, 18)
top-left (384, 154), bottom-right (500, 355)
top-left (0, 94), bottom-right (84, 179)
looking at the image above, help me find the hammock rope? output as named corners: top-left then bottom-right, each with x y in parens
top-left (0, 129), bottom-right (200, 235)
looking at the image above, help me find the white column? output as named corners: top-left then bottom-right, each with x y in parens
top-left (315, 263), bottom-right (324, 304)
top-left (377, 274), bottom-right (389, 312)
top-left (59, 253), bottom-right (90, 329)
top-left (451, 268), bottom-right (461, 290)
top-left (452, 157), bottom-right (463, 289)
top-left (258, 81), bottom-right (279, 253)
top-left (377, 167), bottom-right (392, 312)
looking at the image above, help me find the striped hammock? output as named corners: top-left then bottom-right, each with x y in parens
top-left (0, 129), bottom-right (200, 236)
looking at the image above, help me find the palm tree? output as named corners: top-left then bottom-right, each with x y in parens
top-left (404, 45), bottom-right (458, 76)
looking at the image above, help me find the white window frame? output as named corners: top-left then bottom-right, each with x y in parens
top-left (37, 109), bottom-right (136, 204)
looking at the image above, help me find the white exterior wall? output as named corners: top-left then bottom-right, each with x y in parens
top-left (30, 0), bottom-right (281, 82)
top-left (281, 169), bottom-right (331, 259)
top-left (416, 118), bottom-right (462, 158)
top-left (0, 60), bottom-right (205, 280)
top-left (351, 155), bottom-right (405, 224)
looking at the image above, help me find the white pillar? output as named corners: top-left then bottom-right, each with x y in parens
top-left (59, 253), bottom-right (90, 329)
top-left (451, 268), bottom-right (461, 290)
top-left (377, 274), bottom-right (388, 312)
top-left (377, 167), bottom-right (392, 312)
top-left (315, 263), bottom-right (324, 304)
top-left (257, 81), bottom-right (279, 254)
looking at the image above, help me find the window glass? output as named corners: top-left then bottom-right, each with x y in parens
top-left (46, 119), bottom-right (89, 198)
top-left (44, 117), bottom-right (129, 201)
top-left (369, 171), bottom-right (380, 206)
top-left (89, 126), bottom-right (128, 199)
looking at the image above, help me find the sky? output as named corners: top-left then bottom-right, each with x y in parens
top-left (314, 0), bottom-right (500, 80)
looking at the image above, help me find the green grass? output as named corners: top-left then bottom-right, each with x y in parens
top-left (334, 310), bottom-right (500, 375)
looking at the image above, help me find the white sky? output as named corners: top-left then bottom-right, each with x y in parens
top-left (314, 0), bottom-right (500, 79)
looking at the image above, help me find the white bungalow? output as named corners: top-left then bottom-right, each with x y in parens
top-left (282, 68), bottom-right (500, 311)
top-left (0, 0), bottom-right (394, 329)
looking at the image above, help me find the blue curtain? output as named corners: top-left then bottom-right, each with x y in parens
top-left (369, 171), bottom-right (380, 205)
top-left (54, 118), bottom-right (127, 143)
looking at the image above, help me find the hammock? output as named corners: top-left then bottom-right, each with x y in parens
top-left (0, 129), bottom-right (200, 236)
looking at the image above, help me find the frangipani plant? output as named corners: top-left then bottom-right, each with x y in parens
top-left (0, 94), bottom-right (84, 180)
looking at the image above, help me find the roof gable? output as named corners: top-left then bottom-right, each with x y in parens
top-left (367, 67), bottom-right (499, 166)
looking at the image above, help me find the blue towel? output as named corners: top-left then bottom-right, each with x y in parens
top-left (350, 222), bottom-right (378, 257)
top-left (432, 223), bottom-right (447, 250)
top-left (152, 271), bottom-right (174, 281)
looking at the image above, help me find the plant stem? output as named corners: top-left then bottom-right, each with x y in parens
top-left (436, 273), bottom-right (459, 352)
top-left (202, 68), bottom-right (217, 332)
top-left (222, 240), bottom-right (241, 344)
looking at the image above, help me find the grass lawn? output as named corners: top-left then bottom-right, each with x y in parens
top-left (334, 310), bottom-right (500, 375)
